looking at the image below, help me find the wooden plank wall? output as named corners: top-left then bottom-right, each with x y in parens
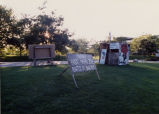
top-left (108, 52), bottom-right (119, 65)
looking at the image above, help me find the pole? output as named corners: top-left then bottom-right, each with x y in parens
top-left (109, 32), bottom-right (111, 43)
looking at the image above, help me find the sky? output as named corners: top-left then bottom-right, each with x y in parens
top-left (1, 0), bottom-right (159, 41)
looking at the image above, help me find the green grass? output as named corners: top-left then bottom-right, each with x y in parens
top-left (1, 63), bottom-right (159, 114)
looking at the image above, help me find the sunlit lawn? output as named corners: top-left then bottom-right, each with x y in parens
top-left (1, 63), bottom-right (159, 114)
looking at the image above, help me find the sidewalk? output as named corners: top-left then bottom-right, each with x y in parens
top-left (0, 61), bottom-right (68, 67)
top-left (129, 60), bottom-right (159, 63)
top-left (0, 60), bottom-right (159, 67)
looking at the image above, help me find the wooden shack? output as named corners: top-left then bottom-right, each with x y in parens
top-left (99, 43), bottom-right (130, 65)
top-left (28, 44), bottom-right (55, 66)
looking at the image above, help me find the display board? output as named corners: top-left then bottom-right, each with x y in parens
top-left (28, 44), bottom-right (55, 66)
top-left (29, 44), bottom-right (55, 59)
top-left (67, 54), bottom-right (96, 73)
top-left (66, 54), bottom-right (100, 88)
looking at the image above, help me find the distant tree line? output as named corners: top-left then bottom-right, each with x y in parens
top-left (0, 5), bottom-right (159, 57)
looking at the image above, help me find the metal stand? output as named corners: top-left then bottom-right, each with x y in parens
top-left (33, 59), bottom-right (36, 66)
top-left (58, 68), bottom-right (101, 88)
top-left (95, 70), bottom-right (101, 80)
top-left (58, 67), bottom-right (69, 76)
top-left (72, 73), bottom-right (79, 88)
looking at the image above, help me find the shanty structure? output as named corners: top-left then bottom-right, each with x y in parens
top-left (99, 42), bottom-right (130, 65)
top-left (28, 44), bottom-right (55, 66)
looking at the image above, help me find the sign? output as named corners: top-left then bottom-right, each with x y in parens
top-left (67, 54), bottom-right (96, 73)
top-left (29, 44), bottom-right (55, 59)
top-left (110, 43), bottom-right (120, 49)
top-left (99, 49), bottom-right (107, 64)
top-left (28, 44), bottom-right (55, 66)
top-left (67, 54), bottom-right (100, 88)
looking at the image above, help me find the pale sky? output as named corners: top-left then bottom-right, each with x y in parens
top-left (1, 0), bottom-right (159, 41)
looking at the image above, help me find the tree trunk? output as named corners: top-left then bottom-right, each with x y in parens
top-left (20, 47), bottom-right (22, 56)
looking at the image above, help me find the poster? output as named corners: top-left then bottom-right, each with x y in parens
top-left (118, 44), bottom-right (129, 65)
top-left (99, 49), bottom-right (107, 64)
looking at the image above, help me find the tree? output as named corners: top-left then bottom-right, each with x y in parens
top-left (130, 34), bottom-right (152, 54)
top-left (114, 37), bottom-right (132, 43)
top-left (0, 5), bottom-right (28, 56)
top-left (138, 39), bottom-right (156, 56)
top-left (13, 17), bottom-right (32, 56)
top-left (87, 43), bottom-right (99, 56)
top-left (23, 1), bottom-right (72, 54)
top-left (69, 39), bottom-right (88, 53)
top-left (130, 34), bottom-right (159, 55)
top-left (148, 35), bottom-right (159, 50)
top-left (0, 3), bottom-right (72, 55)
top-left (24, 13), bottom-right (71, 54)
top-left (0, 5), bottom-right (15, 49)
top-left (69, 39), bottom-right (79, 52)
top-left (0, 5), bottom-right (24, 56)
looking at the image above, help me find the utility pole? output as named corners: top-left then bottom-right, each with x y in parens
top-left (109, 32), bottom-right (111, 43)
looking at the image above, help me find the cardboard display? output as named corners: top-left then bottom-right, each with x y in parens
top-left (60, 54), bottom-right (100, 88)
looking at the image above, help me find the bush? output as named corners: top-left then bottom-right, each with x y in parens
top-left (0, 56), bottom-right (31, 62)
top-left (130, 55), bottom-right (159, 61)
top-left (0, 55), bottom-right (67, 62)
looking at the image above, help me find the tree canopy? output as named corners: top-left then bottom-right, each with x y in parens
top-left (130, 35), bottom-right (159, 55)
top-left (0, 5), bottom-right (15, 48)
top-left (0, 5), bottom-right (72, 55)
top-left (69, 39), bottom-right (88, 53)
top-left (24, 14), bottom-right (71, 53)
top-left (113, 37), bottom-right (133, 43)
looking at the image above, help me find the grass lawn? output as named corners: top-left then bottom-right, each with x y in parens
top-left (1, 63), bottom-right (159, 114)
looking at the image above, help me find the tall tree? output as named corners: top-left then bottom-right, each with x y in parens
top-left (23, 1), bottom-right (72, 53)
top-left (14, 17), bottom-right (32, 56)
top-left (0, 3), bottom-right (72, 55)
top-left (24, 13), bottom-right (71, 53)
top-left (0, 5), bottom-right (15, 49)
